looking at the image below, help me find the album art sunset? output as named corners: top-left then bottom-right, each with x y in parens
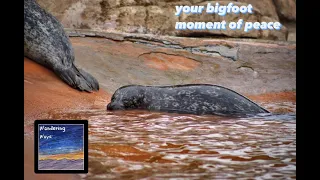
top-left (38, 124), bottom-right (84, 170)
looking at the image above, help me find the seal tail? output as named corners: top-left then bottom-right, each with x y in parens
top-left (54, 65), bottom-right (99, 92)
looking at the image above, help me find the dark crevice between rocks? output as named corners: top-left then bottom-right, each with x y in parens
top-left (187, 48), bottom-right (237, 61)
top-left (66, 29), bottom-right (295, 45)
top-left (144, 6), bottom-right (149, 34)
top-left (124, 37), bottom-right (238, 61)
top-left (124, 36), bottom-right (178, 46)
top-left (77, 31), bottom-right (239, 61)
top-left (175, 32), bottom-right (262, 41)
top-left (272, 0), bottom-right (296, 23)
top-left (133, 41), bottom-right (238, 61)
top-left (237, 65), bottom-right (255, 72)
top-left (254, 51), bottom-right (276, 54)
top-left (99, 0), bottom-right (109, 22)
top-left (175, 32), bottom-right (231, 39)
top-left (188, 45), bottom-right (238, 61)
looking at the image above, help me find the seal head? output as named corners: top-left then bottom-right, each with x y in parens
top-left (107, 85), bottom-right (146, 110)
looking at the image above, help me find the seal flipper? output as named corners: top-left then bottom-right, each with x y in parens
top-left (54, 65), bottom-right (99, 92)
top-left (78, 68), bottom-right (100, 91)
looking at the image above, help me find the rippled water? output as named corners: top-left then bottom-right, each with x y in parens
top-left (46, 107), bottom-right (296, 180)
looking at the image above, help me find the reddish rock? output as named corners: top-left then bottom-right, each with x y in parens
top-left (246, 91), bottom-right (296, 103)
top-left (24, 57), bottom-right (110, 124)
top-left (140, 52), bottom-right (200, 71)
top-left (24, 57), bottom-right (110, 180)
top-left (68, 35), bottom-right (295, 95)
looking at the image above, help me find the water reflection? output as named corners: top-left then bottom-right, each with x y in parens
top-left (47, 108), bottom-right (296, 179)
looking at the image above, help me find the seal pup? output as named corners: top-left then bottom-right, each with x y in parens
top-left (24, 0), bottom-right (99, 92)
top-left (107, 84), bottom-right (270, 116)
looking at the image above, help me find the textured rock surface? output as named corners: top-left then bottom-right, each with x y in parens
top-left (273, 0), bottom-right (296, 21)
top-left (65, 30), bottom-right (295, 95)
top-left (238, 0), bottom-right (279, 21)
top-left (176, 1), bottom-right (287, 40)
top-left (36, 0), bottom-right (295, 41)
top-left (23, 30), bottom-right (296, 122)
top-left (24, 57), bottom-right (109, 123)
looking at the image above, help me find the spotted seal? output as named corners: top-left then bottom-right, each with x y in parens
top-left (106, 84), bottom-right (270, 116)
top-left (24, 0), bottom-right (99, 92)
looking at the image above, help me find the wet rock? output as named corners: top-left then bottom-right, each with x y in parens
top-left (36, 0), bottom-right (292, 41)
top-left (65, 31), bottom-right (295, 95)
top-left (259, 16), bottom-right (288, 41)
top-left (139, 52), bottom-right (201, 71)
top-left (273, 0), bottom-right (296, 21)
top-left (24, 58), bottom-right (110, 123)
top-left (177, 1), bottom-right (286, 41)
top-left (146, 6), bottom-right (179, 35)
top-left (238, 0), bottom-right (279, 21)
top-left (190, 45), bottom-right (239, 61)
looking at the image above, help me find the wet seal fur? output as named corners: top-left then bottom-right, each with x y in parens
top-left (24, 0), bottom-right (99, 92)
top-left (107, 84), bottom-right (270, 116)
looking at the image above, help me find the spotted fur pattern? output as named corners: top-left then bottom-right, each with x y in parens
top-left (107, 84), bottom-right (270, 116)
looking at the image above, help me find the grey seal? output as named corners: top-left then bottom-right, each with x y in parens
top-left (106, 84), bottom-right (270, 116)
top-left (24, 0), bottom-right (99, 92)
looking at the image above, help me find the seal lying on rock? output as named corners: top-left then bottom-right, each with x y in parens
top-left (24, 0), bottom-right (99, 92)
top-left (107, 84), bottom-right (270, 116)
